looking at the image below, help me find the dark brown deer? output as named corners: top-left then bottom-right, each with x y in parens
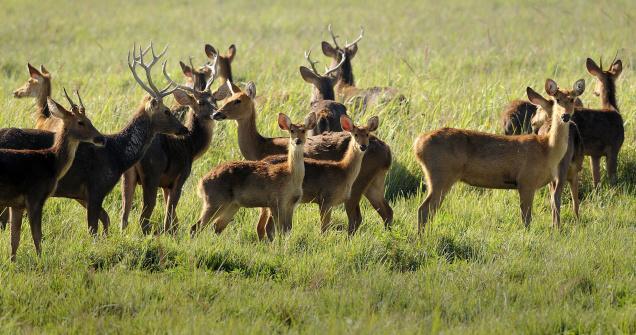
top-left (1, 96), bottom-right (105, 260)
top-left (322, 25), bottom-right (406, 111)
top-left (259, 115), bottom-right (379, 239)
top-left (578, 57), bottom-right (624, 185)
top-left (120, 55), bottom-right (219, 234)
top-left (299, 49), bottom-right (348, 136)
top-left (0, 43), bottom-right (188, 235)
top-left (211, 81), bottom-right (392, 233)
top-left (415, 79), bottom-right (584, 230)
top-left (192, 113), bottom-right (312, 236)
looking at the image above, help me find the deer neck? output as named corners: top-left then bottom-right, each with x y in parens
top-left (339, 137), bottom-right (365, 188)
top-left (600, 78), bottom-right (619, 111)
top-left (235, 103), bottom-right (267, 160)
top-left (185, 111), bottom-right (215, 160)
top-left (339, 61), bottom-right (355, 87)
top-left (546, 111), bottom-right (570, 166)
top-left (287, 141), bottom-right (305, 187)
top-left (36, 78), bottom-right (52, 118)
top-left (51, 128), bottom-right (80, 182)
top-left (115, 110), bottom-right (155, 169)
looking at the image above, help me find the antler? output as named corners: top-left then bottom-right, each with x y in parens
top-left (327, 24), bottom-right (340, 48)
top-left (127, 42), bottom-right (176, 99)
top-left (202, 54), bottom-right (219, 92)
top-left (610, 49), bottom-right (619, 68)
top-left (75, 90), bottom-right (86, 115)
top-left (162, 54), bottom-right (219, 96)
top-left (62, 88), bottom-right (87, 115)
top-left (62, 87), bottom-right (79, 114)
top-left (304, 49), bottom-right (320, 74)
top-left (345, 26), bottom-right (365, 48)
top-left (323, 51), bottom-right (346, 77)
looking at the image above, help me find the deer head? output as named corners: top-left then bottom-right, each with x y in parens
top-left (341, 115), bottom-right (378, 152)
top-left (321, 24), bottom-right (364, 78)
top-left (278, 112), bottom-right (316, 146)
top-left (204, 44), bottom-right (236, 83)
top-left (586, 56), bottom-right (622, 97)
top-left (46, 89), bottom-right (105, 146)
top-left (166, 53), bottom-right (220, 121)
top-left (299, 49), bottom-right (346, 102)
top-left (211, 81), bottom-right (257, 121)
top-left (13, 63), bottom-right (50, 98)
top-left (544, 78), bottom-right (585, 122)
top-left (127, 42), bottom-right (188, 136)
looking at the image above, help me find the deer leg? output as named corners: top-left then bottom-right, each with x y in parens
top-left (139, 182), bottom-right (159, 235)
top-left (9, 207), bottom-right (24, 262)
top-left (0, 207), bottom-right (9, 230)
top-left (569, 173), bottom-right (580, 220)
top-left (550, 178), bottom-right (565, 229)
top-left (363, 171), bottom-right (393, 230)
top-left (518, 187), bottom-right (535, 228)
top-left (76, 200), bottom-right (110, 235)
top-left (120, 168), bottom-right (137, 230)
top-left (164, 186), bottom-right (183, 235)
top-left (417, 180), bottom-right (452, 234)
top-left (318, 202), bottom-right (334, 233)
top-left (256, 208), bottom-right (271, 241)
top-left (26, 202), bottom-right (44, 258)
top-left (87, 198), bottom-right (104, 237)
top-left (590, 156), bottom-right (601, 187)
top-left (606, 149), bottom-right (619, 185)
top-left (213, 205), bottom-right (239, 234)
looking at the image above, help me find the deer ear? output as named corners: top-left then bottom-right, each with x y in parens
top-left (321, 42), bottom-right (338, 58)
top-left (299, 66), bottom-right (320, 85)
top-left (366, 116), bottom-right (379, 132)
top-left (245, 81), bottom-right (257, 99)
top-left (586, 58), bottom-right (603, 77)
top-left (227, 44), bottom-right (236, 62)
top-left (47, 97), bottom-right (71, 120)
top-left (39, 65), bottom-right (49, 76)
top-left (278, 113), bottom-right (291, 130)
top-left (179, 61), bottom-right (193, 78)
top-left (573, 79), bottom-right (585, 96)
top-left (204, 44), bottom-right (217, 59)
top-left (173, 89), bottom-right (195, 106)
top-left (527, 87), bottom-right (550, 109)
top-left (610, 60), bottom-right (623, 77)
top-left (346, 44), bottom-right (358, 59)
top-left (304, 112), bottom-right (317, 130)
top-left (28, 63), bottom-right (42, 79)
top-left (340, 115), bottom-right (354, 132)
top-left (545, 79), bottom-right (558, 96)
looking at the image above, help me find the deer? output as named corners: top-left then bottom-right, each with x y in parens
top-left (0, 43), bottom-right (188, 236)
top-left (575, 57), bottom-right (624, 186)
top-left (528, 88), bottom-right (584, 225)
top-left (258, 115), bottom-right (378, 239)
top-left (211, 81), bottom-right (392, 233)
top-left (119, 55), bottom-right (219, 234)
top-left (501, 95), bottom-right (582, 135)
top-left (192, 113), bottom-right (312, 236)
top-left (321, 24), bottom-right (406, 111)
top-left (414, 78), bottom-right (584, 231)
top-left (0, 96), bottom-right (105, 261)
top-left (299, 49), bottom-right (348, 136)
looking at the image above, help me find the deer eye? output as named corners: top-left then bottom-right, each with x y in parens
top-left (164, 110), bottom-right (170, 116)
top-left (234, 100), bottom-right (241, 105)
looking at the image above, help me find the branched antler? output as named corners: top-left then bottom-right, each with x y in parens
top-left (128, 42), bottom-right (176, 99)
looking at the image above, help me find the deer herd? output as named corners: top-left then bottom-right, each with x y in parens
top-left (0, 25), bottom-right (627, 261)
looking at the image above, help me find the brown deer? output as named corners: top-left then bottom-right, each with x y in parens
top-left (300, 49), bottom-right (348, 135)
top-left (0, 43), bottom-right (188, 235)
top-left (120, 55), bottom-right (219, 234)
top-left (577, 57), bottom-right (624, 185)
top-left (501, 96), bottom-right (582, 135)
top-left (12, 64), bottom-right (61, 131)
top-left (211, 81), bottom-right (392, 233)
top-left (415, 79), bottom-right (584, 230)
top-left (322, 25), bottom-right (406, 111)
top-left (192, 113), bottom-right (313, 236)
top-left (1, 96), bottom-right (105, 260)
top-left (528, 88), bottom-right (584, 225)
top-left (258, 115), bottom-right (378, 239)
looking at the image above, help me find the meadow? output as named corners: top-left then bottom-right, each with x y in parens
top-left (0, 0), bottom-right (635, 333)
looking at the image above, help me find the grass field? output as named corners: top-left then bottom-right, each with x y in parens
top-left (1, 0), bottom-right (635, 333)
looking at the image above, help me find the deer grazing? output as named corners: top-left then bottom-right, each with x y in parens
top-left (120, 55), bottom-right (219, 234)
top-left (575, 57), bottom-right (624, 185)
top-left (528, 88), bottom-right (584, 224)
top-left (212, 81), bottom-right (392, 233)
top-left (192, 113), bottom-right (312, 236)
top-left (258, 115), bottom-right (379, 239)
top-left (0, 96), bottom-right (105, 260)
top-left (322, 24), bottom-right (406, 111)
top-left (0, 43), bottom-right (187, 235)
top-left (415, 79), bottom-right (584, 230)
top-left (300, 49), bottom-right (348, 135)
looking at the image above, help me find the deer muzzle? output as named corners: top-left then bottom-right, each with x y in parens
top-left (561, 114), bottom-right (571, 122)
top-left (212, 112), bottom-right (227, 120)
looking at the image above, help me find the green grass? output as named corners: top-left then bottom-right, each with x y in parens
top-left (1, 0), bottom-right (635, 333)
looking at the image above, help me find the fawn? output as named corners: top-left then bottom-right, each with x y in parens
top-left (120, 55), bottom-right (219, 234)
top-left (259, 115), bottom-right (378, 239)
top-left (415, 79), bottom-right (584, 230)
top-left (0, 96), bottom-right (104, 260)
top-left (300, 49), bottom-right (348, 135)
top-left (212, 81), bottom-right (392, 232)
top-left (192, 113), bottom-right (313, 236)
top-left (322, 24), bottom-right (406, 111)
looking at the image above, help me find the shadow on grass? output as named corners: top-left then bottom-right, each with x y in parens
top-left (386, 160), bottom-right (423, 201)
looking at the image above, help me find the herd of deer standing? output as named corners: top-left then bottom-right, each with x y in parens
top-left (0, 25), bottom-right (626, 261)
